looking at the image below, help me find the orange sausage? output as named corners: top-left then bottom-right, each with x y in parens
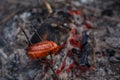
top-left (26, 41), bottom-right (59, 59)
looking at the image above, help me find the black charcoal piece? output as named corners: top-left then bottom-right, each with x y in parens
top-left (101, 9), bottom-right (113, 17)
top-left (71, 48), bottom-right (80, 55)
top-left (105, 49), bottom-right (115, 57)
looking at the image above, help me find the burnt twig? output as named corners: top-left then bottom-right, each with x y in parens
top-left (31, 25), bottom-right (43, 41)
top-left (20, 23), bottom-right (32, 45)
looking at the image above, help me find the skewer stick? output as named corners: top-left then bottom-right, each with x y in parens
top-left (21, 23), bottom-right (58, 79)
top-left (31, 28), bottom-right (58, 79)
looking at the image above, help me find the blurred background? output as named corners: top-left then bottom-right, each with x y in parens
top-left (0, 0), bottom-right (120, 80)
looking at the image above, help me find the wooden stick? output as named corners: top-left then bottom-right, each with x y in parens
top-left (45, 1), bottom-right (53, 13)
